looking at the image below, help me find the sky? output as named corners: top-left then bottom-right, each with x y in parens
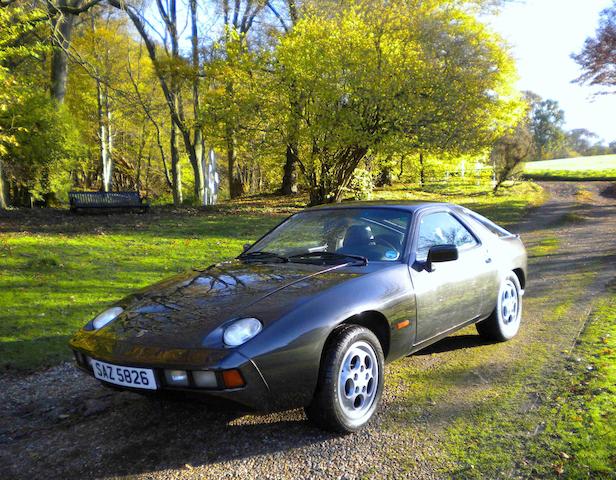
top-left (488, 0), bottom-right (616, 144)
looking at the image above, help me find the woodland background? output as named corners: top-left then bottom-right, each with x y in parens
top-left (1, 0), bottom-right (615, 209)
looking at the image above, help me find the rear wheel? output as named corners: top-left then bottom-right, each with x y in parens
top-left (476, 272), bottom-right (522, 341)
top-left (305, 325), bottom-right (384, 433)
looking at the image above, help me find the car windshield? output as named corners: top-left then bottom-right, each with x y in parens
top-left (244, 208), bottom-right (412, 263)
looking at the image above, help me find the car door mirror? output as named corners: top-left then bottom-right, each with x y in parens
top-left (426, 244), bottom-right (458, 271)
top-left (243, 243), bottom-right (251, 252)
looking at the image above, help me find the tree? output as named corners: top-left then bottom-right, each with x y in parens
top-left (67, 11), bottom-right (167, 194)
top-left (43, 0), bottom-right (104, 103)
top-left (0, 6), bottom-right (51, 208)
top-left (275, 2), bottom-right (523, 204)
top-left (269, 0), bottom-right (301, 195)
top-left (492, 121), bottom-right (534, 193)
top-left (566, 128), bottom-right (599, 156)
top-left (573, 1), bottom-right (616, 94)
top-left (202, 28), bottom-right (279, 196)
top-left (2, 91), bottom-right (83, 206)
top-left (526, 93), bottom-right (565, 160)
top-left (107, 0), bottom-right (210, 205)
top-left (219, 0), bottom-right (267, 198)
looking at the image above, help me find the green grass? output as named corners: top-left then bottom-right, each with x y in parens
top-left (0, 213), bottom-right (282, 370)
top-left (439, 268), bottom-right (601, 479)
top-left (524, 154), bottom-right (616, 181)
top-left (532, 298), bottom-right (616, 479)
top-left (0, 180), bottom-right (543, 370)
top-left (527, 236), bottom-right (560, 257)
top-left (371, 180), bottom-right (545, 225)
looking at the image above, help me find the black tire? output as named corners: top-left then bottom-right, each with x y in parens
top-left (476, 271), bottom-right (523, 342)
top-left (305, 325), bottom-right (384, 433)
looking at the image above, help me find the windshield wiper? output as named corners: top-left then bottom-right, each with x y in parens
top-left (287, 251), bottom-right (368, 266)
top-left (238, 251), bottom-right (289, 263)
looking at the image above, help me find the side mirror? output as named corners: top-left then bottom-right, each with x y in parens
top-left (243, 243), bottom-right (251, 252)
top-left (426, 244), bottom-right (458, 271)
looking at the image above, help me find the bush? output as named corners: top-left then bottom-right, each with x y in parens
top-left (347, 168), bottom-right (374, 200)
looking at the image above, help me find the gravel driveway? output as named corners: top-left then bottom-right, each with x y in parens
top-left (1, 181), bottom-right (615, 479)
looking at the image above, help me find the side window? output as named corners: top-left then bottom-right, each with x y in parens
top-left (416, 212), bottom-right (477, 261)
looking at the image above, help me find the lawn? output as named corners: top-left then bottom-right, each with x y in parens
top-left (0, 181), bottom-right (543, 370)
top-left (524, 154), bottom-right (616, 180)
top-left (535, 298), bottom-right (616, 478)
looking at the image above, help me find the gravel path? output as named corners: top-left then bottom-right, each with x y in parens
top-left (1, 181), bottom-right (615, 480)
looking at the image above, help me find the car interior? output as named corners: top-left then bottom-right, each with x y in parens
top-left (336, 222), bottom-right (403, 261)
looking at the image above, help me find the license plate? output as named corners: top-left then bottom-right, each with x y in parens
top-left (92, 359), bottom-right (157, 390)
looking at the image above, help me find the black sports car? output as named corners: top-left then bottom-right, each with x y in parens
top-left (70, 202), bottom-right (527, 432)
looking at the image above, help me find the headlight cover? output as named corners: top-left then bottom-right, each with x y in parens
top-left (223, 318), bottom-right (262, 347)
top-left (91, 307), bottom-right (124, 330)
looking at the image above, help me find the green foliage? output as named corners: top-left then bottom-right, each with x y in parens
top-left (202, 29), bottom-right (283, 194)
top-left (66, 15), bottom-right (168, 196)
top-left (0, 6), bottom-right (48, 156)
top-left (274, 1), bottom-right (524, 203)
top-left (2, 92), bottom-right (84, 202)
top-left (347, 168), bottom-right (374, 200)
top-left (525, 92), bottom-right (567, 160)
top-left (491, 120), bottom-right (535, 191)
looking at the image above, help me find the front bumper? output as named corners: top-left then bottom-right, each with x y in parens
top-left (70, 339), bottom-right (272, 411)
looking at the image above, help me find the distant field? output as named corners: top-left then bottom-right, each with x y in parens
top-left (524, 154), bottom-right (616, 180)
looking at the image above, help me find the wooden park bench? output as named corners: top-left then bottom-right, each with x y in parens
top-left (68, 191), bottom-right (149, 213)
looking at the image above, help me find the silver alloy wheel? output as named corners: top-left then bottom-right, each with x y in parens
top-left (501, 279), bottom-right (519, 323)
top-left (337, 340), bottom-right (379, 420)
top-left (499, 278), bottom-right (521, 336)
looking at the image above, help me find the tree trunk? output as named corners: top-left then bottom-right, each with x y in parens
top-left (332, 150), bottom-right (368, 203)
top-left (97, 79), bottom-right (112, 192)
top-left (308, 185), bottom-right (326, 206)
top-left (375, 167), bottom-right (392, 187)
top-left (170, 123), bottom-right (183, 206)
top-left (190, 139), bottom-right (205, 203)
top-left (419, 152), bottom-right (425, 187)
top-left (226, 123), bottom-right (243, 198)
top-left (190, 0), bottom-right (206, 205)
top-left (105, 85), bottom-right (113, 189)
top-left (281, 143), bottom-right (299, 194)
top-left (280, 85), bottom-right (301, 195)
top-left (0, 160), bottom-right (8, 209)
top-left (49, 1), bottom-right (75, 103)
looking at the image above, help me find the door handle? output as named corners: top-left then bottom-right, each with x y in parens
top-left (485, 257), bottom-right (492, 264)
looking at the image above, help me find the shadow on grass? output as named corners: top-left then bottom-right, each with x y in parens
top-left (0, 335), bottom-right (73, 370)
top-left (414, 334), bottom-right (493, 356)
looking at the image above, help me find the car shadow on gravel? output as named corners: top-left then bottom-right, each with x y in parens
top-left (0, 370), bottom-right (338, 479)
top-left (64, 396), bottom-right (335, 478)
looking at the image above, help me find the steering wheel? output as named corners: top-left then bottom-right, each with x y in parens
top-left (373, 235), bottom-right (399, 252)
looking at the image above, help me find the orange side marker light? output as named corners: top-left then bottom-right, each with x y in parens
top-left (396, 320), bottom-right (411, 330)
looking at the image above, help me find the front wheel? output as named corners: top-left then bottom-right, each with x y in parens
top-left (476, 272), bottom-right (523, 342)
top-left (305, 325), bottom-right (384, 433)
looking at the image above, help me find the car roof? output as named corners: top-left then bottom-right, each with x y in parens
top-left (304, 200), bottom-right (453, 213)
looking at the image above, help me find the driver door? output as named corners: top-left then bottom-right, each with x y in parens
top-left (409, 210), bottom-right (489, 345)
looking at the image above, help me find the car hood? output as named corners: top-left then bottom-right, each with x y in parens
top-left (89, 260), bottom-right (361, 350)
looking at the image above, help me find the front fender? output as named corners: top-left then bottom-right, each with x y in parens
top-left (237, 264), bottom-right (415, 409)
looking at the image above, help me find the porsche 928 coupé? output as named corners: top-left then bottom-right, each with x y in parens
top-left (70, 202), bottom-right (527, 432)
